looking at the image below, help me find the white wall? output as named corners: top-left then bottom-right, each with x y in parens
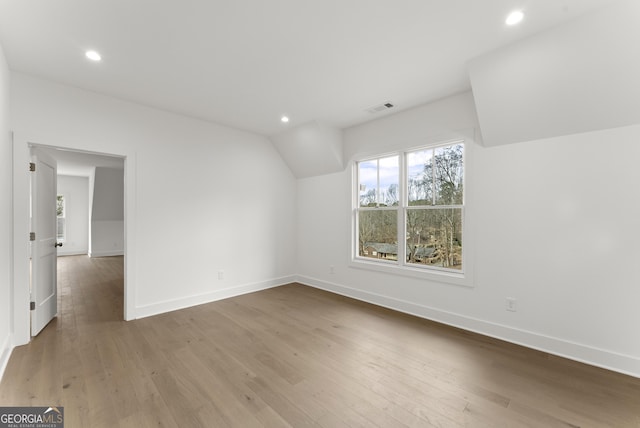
top-left (11, 73), bottom-right (297, 344)
top-left (57, 175), bottom-right (89, 256)
top-left (90, 222), bottom-right (124, 257)
top-left (90, 167), bottom-right (124, 257)
top-left (0, 42), bottom-right (12, 379)
top-left (297, 91), bottom-right (640, 377)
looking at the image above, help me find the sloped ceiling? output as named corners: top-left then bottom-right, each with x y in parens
top-left (0, 0), bottom-right (617, 137)
top-left (270, 122), bottom-right (343, 179)
top-left (1, 0), bottom-right (634, 177)
top-left (469, 0), bottom-right (640, 146)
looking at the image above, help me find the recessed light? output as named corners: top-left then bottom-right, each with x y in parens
top-left (506, 10), bottom-right (524, 26)
top-left (281, 116), bottom-right (290, 123)
top-left (85, 50), bottom-right (102, 61)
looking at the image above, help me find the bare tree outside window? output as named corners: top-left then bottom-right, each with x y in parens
top-left (57, 194), bottom-right (66, 242)
top-left (406, 143), bottom-right (463, 269)
top-left (355, 142), bottom-right (464, 273)
top-left (357, 156), bottom-right (399, 261)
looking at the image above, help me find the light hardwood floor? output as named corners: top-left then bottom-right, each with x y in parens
top-left (1, 255), bottom-right (639, 427)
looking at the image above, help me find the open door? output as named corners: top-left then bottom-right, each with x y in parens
top-left (30, 147), bottom-right (59, 336)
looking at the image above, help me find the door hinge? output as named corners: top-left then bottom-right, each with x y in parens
top-left (29, 162), bottom-right (36, 172)
top-left (30, 301), bottom-right (35, 311)
top-left (30, 232), bottom-right (36, 241)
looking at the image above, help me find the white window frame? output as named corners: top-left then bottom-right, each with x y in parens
top-left (350, 139), bottom-right (473, 287)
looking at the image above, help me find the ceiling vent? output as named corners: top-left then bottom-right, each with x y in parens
top-left (366, 102), bottom-right (394, 114)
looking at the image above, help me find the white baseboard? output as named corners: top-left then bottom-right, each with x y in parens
top-left (58, 250), bottom-right (88, 257)
top-left (297, 275), bottom-right (640, 379)
top-left (135, 275), bottom-right (297, 320)
top-left (0, 334), bottom-right (13, 383)
top-left (89, 250), bottom-right (124, 258)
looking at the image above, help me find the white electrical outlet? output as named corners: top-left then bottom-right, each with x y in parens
top-left (218, 270), bottom-right (224, 280)
top-left (329, 265), bottom-right (335, 274)
top-left (506, 297), bottom-right (517, 312)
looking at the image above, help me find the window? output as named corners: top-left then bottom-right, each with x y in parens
top-left (57, 194), bottom-right (66, 242)
top-left (357, 155), bottom-right (400, 261)
top-left (354, 141), bottom-right (464, 275)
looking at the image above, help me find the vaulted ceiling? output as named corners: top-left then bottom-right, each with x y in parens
top-left (0, 0), bottom-right (618, 137)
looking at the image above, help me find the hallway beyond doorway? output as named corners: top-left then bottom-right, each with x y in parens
top-left (58, 255), bottom-right (124, 326)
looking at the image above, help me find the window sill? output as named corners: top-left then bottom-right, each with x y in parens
top-left (349, 258), bottom-right (473, 288)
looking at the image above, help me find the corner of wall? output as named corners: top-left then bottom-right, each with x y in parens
top-left (135, 275), bottom-right (296, 319)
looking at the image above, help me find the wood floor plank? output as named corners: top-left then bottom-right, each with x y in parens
top-left (2, 255), bottom-right (640, 427)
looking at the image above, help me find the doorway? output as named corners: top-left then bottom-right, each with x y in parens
top-left (32, 145), bottom-right (125, 336)
top-left (12, 136), bottom-right (136, 345)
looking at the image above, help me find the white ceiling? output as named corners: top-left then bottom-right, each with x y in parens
top-left (37, 146), bottom-right (124, 177)
top-left (0, 0), bottom-right (618, 136)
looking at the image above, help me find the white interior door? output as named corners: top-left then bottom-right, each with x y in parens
top-left (30, 148), bottom-right (58, 336)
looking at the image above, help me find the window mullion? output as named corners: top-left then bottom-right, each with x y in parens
top-left (431, 148), bottom-right (436, 206)
top-left (376, 158), bottom-right (380, 207)
top-left (398, 153), bottom-right (407, 265)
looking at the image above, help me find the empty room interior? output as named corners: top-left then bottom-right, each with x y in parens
top-left (1, 1), bottom-right (640, 426)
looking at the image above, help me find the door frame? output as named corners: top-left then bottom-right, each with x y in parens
top-left (12, 133), bottom-right (137, 346)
